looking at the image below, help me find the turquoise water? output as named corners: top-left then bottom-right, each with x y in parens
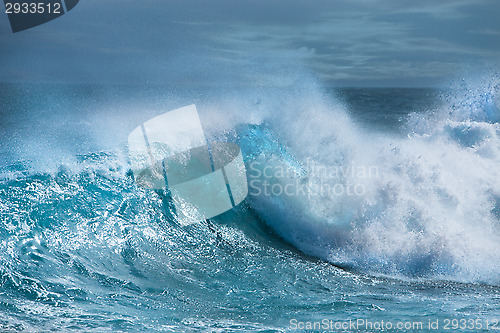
top-left (0, 81), bottom-right (499, 332)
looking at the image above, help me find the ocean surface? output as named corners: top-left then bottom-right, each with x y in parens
top-left (0, 80), bottom-right (499, 332)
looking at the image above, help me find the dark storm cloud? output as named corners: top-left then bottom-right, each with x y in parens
top-left (0, 0), bottom-right (499, 86)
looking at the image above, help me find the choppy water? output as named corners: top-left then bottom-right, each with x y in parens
top-left (0, 78), bottom-right (499, 332)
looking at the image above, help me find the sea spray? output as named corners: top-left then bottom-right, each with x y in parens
top-left (243, 76), bottom-right (500, 283)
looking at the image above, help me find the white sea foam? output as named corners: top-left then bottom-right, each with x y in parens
top-left (239, 76), bottom-right (500, 283)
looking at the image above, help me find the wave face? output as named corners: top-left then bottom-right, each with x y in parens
top-left (241, 77), bottom-right (500, 284)
top-left (0, 80), bottom-right (499, 331)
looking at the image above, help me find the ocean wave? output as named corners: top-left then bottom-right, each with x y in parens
top-left (240, 76), bottom-right (500, 284)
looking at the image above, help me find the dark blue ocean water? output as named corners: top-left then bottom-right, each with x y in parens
top-left (0, 81), bottom-right (499, 332)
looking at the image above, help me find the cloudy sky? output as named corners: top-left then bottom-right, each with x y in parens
top-left (1, 0), bottom-right (499, 87)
